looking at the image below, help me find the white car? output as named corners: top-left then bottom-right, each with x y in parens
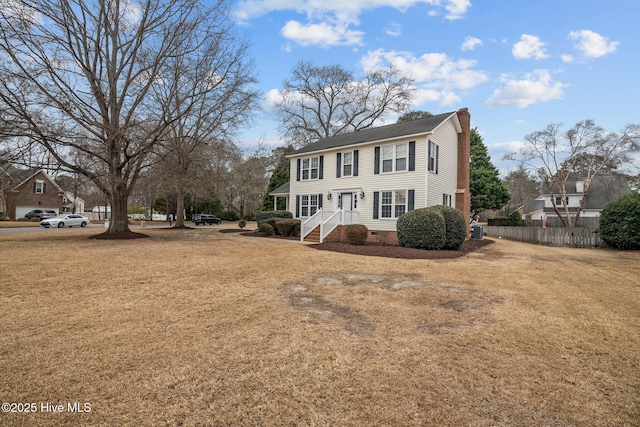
top-left (40, 214), bottom-right (91, 228)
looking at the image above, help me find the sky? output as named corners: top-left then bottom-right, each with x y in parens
top-left (230, 0), bottom-right (640, 175)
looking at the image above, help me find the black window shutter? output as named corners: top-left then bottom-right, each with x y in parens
top-left (409, 141), bottom-right (415, 171)
top-left (318, 194), bottom-right (323, 209)
top-left (296, 159), bottom-right (301, 181)
top-left (373, 191), bottom-right (380, 219)
top-left (319, 155), bottom-right (324, 180)
top-left (353, 150), bottom-right (359, 176)
top-left (43, 183), bottom-right (45, 193)
top-left (336, 153), bottom-right (342, 178)
top-left (408, 190), bottom-right (415, 211)
top-left (374, 147), bottom-right (380, 174)
top-left (435, 145), bottom-right (439, 174)
top-left (33, 182), bottom-right (37, 192)
top-left (296, 195), bottom-right (300, 217)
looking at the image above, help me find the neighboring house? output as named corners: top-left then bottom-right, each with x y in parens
top-left (0, 160), bottom-right (65, 219)
top-left (523, 175), bottom-right (631, 227)
top-left (273, 109), bottom-right (471, 242)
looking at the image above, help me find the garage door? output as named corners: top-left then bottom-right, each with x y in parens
top-left (15, 206), bottom-right (60, 219)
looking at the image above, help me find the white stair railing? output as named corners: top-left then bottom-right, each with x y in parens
top-left (300, 208), bottom-right (323, 241)
top-left (320, 209), bottom-right (342, 243)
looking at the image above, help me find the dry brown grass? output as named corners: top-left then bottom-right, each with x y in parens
top-left (1, 228), bottom-right (639, 426)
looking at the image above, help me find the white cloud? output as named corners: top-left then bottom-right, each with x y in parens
top-left (385, 22), bottom-right (402, 37)
top-left (569, 30), bottom-right (619, 58)
top-left (486, 70), bottom-right (567, 108)
top-left (281, 19), bottom-right (364, 47)
top-left (512, 34), bottom-right (549, 60)
top-left (361, 48), bottom-right (488, 107)
top-left (234, 1), bottom-right (471, 47)
top-left (561, 54), bottom-right (574, 63)
top-left (444, 0), bottom-right (471, 20)
top-left (461, 36), bottom-right (483, 51)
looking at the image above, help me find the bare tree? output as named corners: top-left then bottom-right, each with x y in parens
top-left (275, 61), bottom-right (415, 146)
top-left (0, 0), bottom-right (250, 235)
top-left (502, 165), bottom-right (542, 211)
top-left (504, 120), bottom-right (640, 226)
top-left (151, 20), bottom-right (259, 228)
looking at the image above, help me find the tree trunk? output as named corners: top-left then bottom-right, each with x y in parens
top-left (175, 180), bottom-right (185, 227)
top-left (108, 180), bottom-right (131, 234)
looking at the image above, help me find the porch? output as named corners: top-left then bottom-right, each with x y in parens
top-left (300, 208), bottom-right (360, 243)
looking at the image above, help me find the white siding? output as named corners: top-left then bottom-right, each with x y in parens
top-left (288, 115), bottom-right (460, 231)
top-left (426, 119), bottom-right (459, 208)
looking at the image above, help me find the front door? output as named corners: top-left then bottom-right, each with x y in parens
top-left (341, 192), bottom-right (356, 224)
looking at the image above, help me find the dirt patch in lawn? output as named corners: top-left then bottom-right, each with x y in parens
top-left (1, 229), bottom-right (639, 426)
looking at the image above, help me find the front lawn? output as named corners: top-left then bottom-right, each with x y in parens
top-left (1, 228), bottom-right (639, 426)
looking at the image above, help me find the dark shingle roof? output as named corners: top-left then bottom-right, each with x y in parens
top-left (291, 111), bottom-right (457, 156)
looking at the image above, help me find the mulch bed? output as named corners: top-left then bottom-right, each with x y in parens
top-left (238, 228), bottom-right (494, 259)
top-left (310, 238), bottom-right (494, 259)
top-left (89, 231), bottom-right (150, 240)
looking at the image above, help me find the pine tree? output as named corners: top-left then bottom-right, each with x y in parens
top-left (470, 129), bottom-right (510, 217)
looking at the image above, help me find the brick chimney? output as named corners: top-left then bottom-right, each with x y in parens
top-left (455, 108), bottom-right (471, 232)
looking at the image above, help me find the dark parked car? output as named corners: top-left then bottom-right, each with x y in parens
top-left (192, 214), bottom-right (222, 225)
top-left (24, 209), bottom-right (57, 220)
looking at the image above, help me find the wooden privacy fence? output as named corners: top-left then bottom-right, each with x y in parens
top-left (484, 226), bottom-right (603, 248)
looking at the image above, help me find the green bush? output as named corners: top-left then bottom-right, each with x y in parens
top-left (257, 221), bottom-right (274, 236)
top-left (220, 210), bottom-right (239, 221)
top-left (506, 210), bottom-right (524, 226)
top-left (397, 207), bottom-right (446, 250)
top-left (344, 224), bottom-right (368, 245)
top-left (238, 219), bottom-right (246, 229)
top-left (273, 218), bottom-right (301, 237)
top-left (434, 206), bottom-right (467, 250)
top-left (254, 210), bottom-right (293, 221)
top-left (261, 218), bottom-right (280, 234)
top-left (30, 218), bottom-right (40, 222)
top-left (600, 192), bottom-right (640, 250)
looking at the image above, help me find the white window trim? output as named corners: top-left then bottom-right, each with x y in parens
top-left (301, 156), bottom-right (320, 181)
top-left (341, 151), bottom-right (354, 177)
top-left (380, 142), bottom-right (408, 174)
top-left (379, 189), bottom-right (408, 219)
top-left (300, 194), bottom-right (319, 218)
top-left (35, 179), bottom-right (44, 194)
top-left (428, 140), bottom-right (439, 174)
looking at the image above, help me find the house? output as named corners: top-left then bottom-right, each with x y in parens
top-left (523, 175), bottom-right (631, 227)
top-left (0, 160), bottom-right (66, 219)
top-left (272, 109), bottom-right (471, 242)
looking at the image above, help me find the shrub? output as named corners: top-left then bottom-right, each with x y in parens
top-left (254, 210), bottom-right (293, 222)
top-left (257, 221), bottom-right (274, 236)
top-left (397, 207), bottom-right (446, 250)
top-left (434, 206), bottom-right (467, 250)
top-left (506, 210), bottom-right (524, 226)
top-left (273, 218), bottom-right (301, 237)
top-left (30, 218), bottom-right (41, 222)
top-left (238, 219), bottom-right (246, 229)
top-left (220, 210), bottom-right (239, 221)
top-left (599, 192), bottom-right (640, 250)
top-left (344, 224), bottom-right (368, 245)
top-left (261, 217), bottom-right (280, 234)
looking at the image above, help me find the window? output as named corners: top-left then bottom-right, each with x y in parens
top-left (442, 193), bottom-right (452, 207)
top-left (381, 143), bottom-right (407, 173)
top-left (555, 196), bottom-right (569, 206)
top-left (380, 190), bottom-right (407, 219)
top-left (301, 156), bottom-right (320, 180)
top-left (35, 180), bottom-right (44, 194)
top-left (343, 152), bottom-right (353, 177)
top-left (300, 194), bottom-right (319, 217)
top-left (428, 140), bottom-right (439, 173)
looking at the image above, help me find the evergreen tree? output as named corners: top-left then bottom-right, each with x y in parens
top-left (470, 128), bottom-right (510, 217)
top-left (397, 110), bottom-right (433, 122)
top-left (261, 145), bottom-right (294, 211)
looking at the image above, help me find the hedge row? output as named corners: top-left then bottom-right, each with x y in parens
top-left (254, 210), bottom-right (293, 222)
top-left (257, 218), bottom-right (300, 237)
